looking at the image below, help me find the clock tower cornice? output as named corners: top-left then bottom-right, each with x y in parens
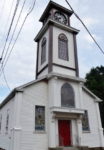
top-left (34, 19), bottom-right (79, 42)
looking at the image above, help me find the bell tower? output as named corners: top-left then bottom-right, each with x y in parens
top-left (35, 1), bottom-right (79, 79)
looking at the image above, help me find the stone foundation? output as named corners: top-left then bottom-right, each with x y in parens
top-left (49, 147), bottom-right (104, 150)
top-left (90, 148), bottom-right (104, 150)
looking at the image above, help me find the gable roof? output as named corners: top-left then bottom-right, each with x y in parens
top-left (0, 88), bottom-right (22, 109)
top-left (16, 75), bottom-right (47, 89)
top-left (82, 86), bottom-right (102, 102)
top-left (0, 76), bottom-right (47, 109)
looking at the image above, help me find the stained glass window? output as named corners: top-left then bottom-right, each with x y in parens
top-left (35, 106), bottom-right (45, 131)
top-left (41, 37), bottom-right (46, 64)
top-left (82, 110), bottom-right (90, 131)
top-left (6, 110), bottom-right (9, 133)
top-left (61, 83), bottom-right (75, 107)
top-left (58, 34), bottom-right (69, 61)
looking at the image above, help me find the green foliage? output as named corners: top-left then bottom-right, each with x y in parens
top-left (85, 66), bottom-right (104, 128)
top-left (85, 66), bottom-right (104, 100)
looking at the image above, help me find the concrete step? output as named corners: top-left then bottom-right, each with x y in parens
top-left (49, 148), bottom-right (63, 150)
top-left (77, 146), bottom-right (89, 150)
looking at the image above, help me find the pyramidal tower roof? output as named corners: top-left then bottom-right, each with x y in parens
top-left (39, 1), bottom-right (73, 22)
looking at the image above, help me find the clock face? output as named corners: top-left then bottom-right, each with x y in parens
top-left (54, 12), bottom-right (67, 25)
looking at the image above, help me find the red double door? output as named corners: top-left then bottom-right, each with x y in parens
top-left (58, 120), bottom-right (71, 146)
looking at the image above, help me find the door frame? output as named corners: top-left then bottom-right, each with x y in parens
top-left (58, 119), bottom-right (73, 147)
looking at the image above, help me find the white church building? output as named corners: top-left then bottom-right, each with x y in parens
top-left (0, 1), bottom-right (104, 150)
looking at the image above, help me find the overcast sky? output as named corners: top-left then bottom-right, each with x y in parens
top-left (0, 0), bottom-right (104, 102)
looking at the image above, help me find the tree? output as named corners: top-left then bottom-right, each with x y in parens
top-left (85, 66), bottom-right (104, 128)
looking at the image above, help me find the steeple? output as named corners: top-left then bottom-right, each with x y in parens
top-left (35, 1), bottom-right (79, 79)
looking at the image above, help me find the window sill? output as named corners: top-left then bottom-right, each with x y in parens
top-left (82, 130), bottom-right (91, 133)
top-left (33, 131), bottom-right (46, 134)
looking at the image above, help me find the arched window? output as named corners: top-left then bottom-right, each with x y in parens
top-left (58, 34), bottom-right (69, 61)
top-left (61, 83), bottom-right (75, 107)
top-left (41, 37), bottom-right (46, 64)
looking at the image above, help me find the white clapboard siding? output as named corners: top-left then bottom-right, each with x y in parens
top-left (81, 89), bottom-right (103, 147)
top-left (19, 81), bottom-right (48, 150)
top-left (0, 97), bottom-right (15, 150)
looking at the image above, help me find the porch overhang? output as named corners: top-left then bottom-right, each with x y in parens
top-left (50, 107), bottom-right (84, 119)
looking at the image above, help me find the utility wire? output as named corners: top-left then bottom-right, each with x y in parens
top-left (3, 0), bottom-right (36, 68)
top-left (2, 0), bottom-right (27, 65)
top-left (0, 0), bottom-right (15, 46)
top-left (0, 0), bottom-right (36, 95)
top-left (0, 0), bottom-right (37, 77)
top-left (0, 0), bottom-right (20, 60)
top-left (0, 79), bottom-right (4, 90)
top-left (1, 67), bottom-right (11, 91)
top-left (65, 0), bottom-right (104, 55)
